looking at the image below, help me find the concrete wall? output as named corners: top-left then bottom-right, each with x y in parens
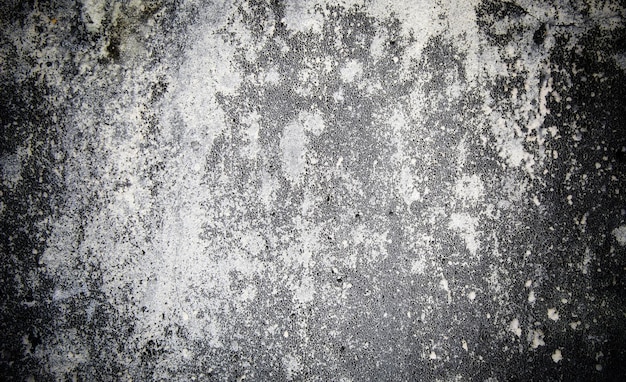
top-left (1, 0), bottom-right (625, 380)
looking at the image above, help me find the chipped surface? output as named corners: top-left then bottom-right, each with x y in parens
top-left (1, 0), bottom-right (625, 380)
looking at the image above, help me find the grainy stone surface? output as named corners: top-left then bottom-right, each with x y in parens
top-left (1, 1), bottom-right (625, 381)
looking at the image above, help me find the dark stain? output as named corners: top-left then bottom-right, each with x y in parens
top-left (106, 36), bottom-right (121, 60)
top-left (141, 339), bottom-right (164, 361)
top-left (150, 79), bottom-right (168, 102)
top-left (141, 0), bottom-right (163, 20)
top-left (533, 23), bottom-right (547, 45)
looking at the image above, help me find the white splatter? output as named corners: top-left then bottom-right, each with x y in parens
top-left (440, 276), bottom-right (452, 303)
top-left (547, 308), bottom-right (560, 321)
top-left (410, 257), bottom-right (427, 275)
top-left (280, 118), bottom-right (308, 185)
top-left (81, 0), bottom-right (106, 33)
top-left (340, 59), bottom-right (363, 83)
top-left (467, 290), bottom-right (477, 301)
top-left (612, 225), bottom-right (626, 246)
top-left (448, 213), bottom-right (480, 257)
top-left (293, 276), bottom-right (316, 304)
top-left (454, 174), bottom-right (484, 205)
top-left (509, 318), bottom-right (522, 337)
top-left (283, 2), bottom-right (324, 34)
top-left (282, 353), bottom-right (303, 380)
top-left (529, 329), bottom-right (545, 349)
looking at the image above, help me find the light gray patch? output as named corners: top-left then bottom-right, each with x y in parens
top-left (1, 153), bottom-right (22, 187)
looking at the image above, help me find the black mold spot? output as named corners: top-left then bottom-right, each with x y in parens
top-left (533, 23), bottom-right (547, 45)
top-left (106, 36), bottom-right (121, 60)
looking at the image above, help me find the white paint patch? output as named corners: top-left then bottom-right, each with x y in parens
top-left (448, 213), bottom-right (480, 257)
top-left (490, 117), bottom-right (535, 174)
top-left (454, 174), bottom-right (484, 205)
top-left (399, 166), bottom-right (421, 206)
top-left (438, 1), bottom-right (476, 70)
top-left (280, 119), bottom-right (307, 185)
top-left (332, 88), bottom-right (345, 103)
top-left (547, 308), bottom-right (560, 321)
top-left (529, 329), bottom-right (545, 349)
top-left (181, 348), bottom-right (192, 359)
top-left (370, 29), bottom-right (387, 59)
top-left (612, 225), bottom-right (626, 246)
top-left (264, 67), bottom-right (281, 85)
top-left (509, 318), bottom-right (522, 337)
top-left (82, 0), bottom-right (106, 33)
top-left (410, 256), bottom-right (427, 275)
top-left (259, 169), bottom-right (280, 209)
top-left (440, 277), bottom-right (452, 303)
top-left (552, 349), bottom-right (563, 363)
top-left (293, 276), bottom-right (315, 304)
top-left (340, 59), bottom-right (363, 83)
top-left (300, 110), bottom-right (326, 136)
top-left (467, 290), bottom-right (476, 301)
top-left (283, 2), bottom-right (324, 34)
top-left (282, 353), bottom-right (303, 380)
top-left (238, 285), bottom-right (257, 303)
top-left (279, 111), bottom-right (325, 186)
top-left (170, 36), bottom-right (237, 154)
top-left (176, 33), bottom-right (242, 99)
top-left (528, 290), bottom-right (536, 304)
top-left (368, 0), bottom-right (442, 76)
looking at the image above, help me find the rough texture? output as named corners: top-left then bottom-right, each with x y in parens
top-left (1, 0), bottom-right (625, 381)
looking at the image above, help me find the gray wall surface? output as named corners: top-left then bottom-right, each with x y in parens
top-left (1, 0), bottom-right (625, 380)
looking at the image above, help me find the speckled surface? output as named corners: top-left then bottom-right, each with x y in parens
top-left (1, 1), bottom-right (625, 381)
